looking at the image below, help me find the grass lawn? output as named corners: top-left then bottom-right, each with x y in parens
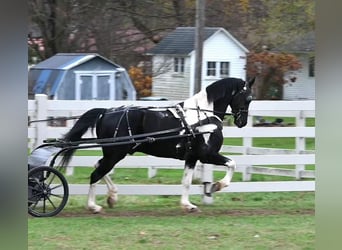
top-left (28, 192), bottom-right (315, 250)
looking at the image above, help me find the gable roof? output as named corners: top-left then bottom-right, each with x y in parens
top-left (31, 53), bottom-right (122, 70)
top-left (273, 32), bottom-right (315, 53)
top-left (147, 27), bottom-right (248, 55)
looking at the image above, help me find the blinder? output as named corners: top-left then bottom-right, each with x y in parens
top-left (231, 82), bottom-right (253, 123)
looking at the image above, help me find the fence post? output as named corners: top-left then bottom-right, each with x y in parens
top-left (35, 94), bottom-right (48, 149)
top-left (295, 111), bottom-right (305, 179)
top-left (241, 115), bottom-right (253, 181)
top-left (193, 163), bottom-right (203, 181)
top-left (201, 164), bottom-right (213, 204)
top-left (148, 167), bottom-right (157, 178)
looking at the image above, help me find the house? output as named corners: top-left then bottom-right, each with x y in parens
top-left (275, 32), bottom-right (315, 100)
top-left (28, 53), bottom-right (136, 100)
top-left (147, 27), bottom-right (249, 100)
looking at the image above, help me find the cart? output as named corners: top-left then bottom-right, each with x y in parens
top-left (28, 143), bottom-right (69, 217)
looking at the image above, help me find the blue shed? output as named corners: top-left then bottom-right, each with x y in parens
top-left (28, 53), bottom-right (136, 100)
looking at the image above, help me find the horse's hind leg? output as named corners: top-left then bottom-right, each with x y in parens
top-left (87, 154), bottom-right (124, 213)
top-left (102, 174), bottom-right (118, 208)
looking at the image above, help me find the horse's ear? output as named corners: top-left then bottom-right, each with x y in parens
top-left (248, 77), bottom-right (256, 88)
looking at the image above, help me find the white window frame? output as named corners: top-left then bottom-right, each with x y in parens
top-left (220, 62), bottom-right (230, 77)
top-left (206, 61), bottom-right (230, 78)
top-left (206, 61), bottom-right (216, 76)
top-left (174, 57), bottom-right (185, 73)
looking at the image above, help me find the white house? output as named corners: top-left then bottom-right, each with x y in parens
top-left (147, 27), bottom-right (249, 100)
top-left (275, 32), bottom-right (315, 100)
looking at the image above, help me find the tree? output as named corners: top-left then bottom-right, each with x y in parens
top-left (128, 66), bottom-right (152, 98)
top-left (258, 0), bottom-right (315, 48)
top-left (246, 50), bottom-right (302, 99)
top-left (28, 0), bottom-right (76, 61)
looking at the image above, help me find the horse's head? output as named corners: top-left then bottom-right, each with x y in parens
top-left (198, 77), bottom-right (255, 127)
top-left (230, 77), bottom-right (255, 128)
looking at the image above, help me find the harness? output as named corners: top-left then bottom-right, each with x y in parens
top-left (175, 104), bottom-right (196, 138)
top-left (107, 104), bottom-right (218, 157)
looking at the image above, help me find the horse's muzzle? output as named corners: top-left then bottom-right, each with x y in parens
top-left (234, 119), bottom-right (247, 128)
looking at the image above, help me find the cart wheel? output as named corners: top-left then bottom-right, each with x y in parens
top-left (28, 166), bottom-right (69, 217)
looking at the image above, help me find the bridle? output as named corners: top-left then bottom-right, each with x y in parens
top-left (230, 83), bottom-right (251, 120)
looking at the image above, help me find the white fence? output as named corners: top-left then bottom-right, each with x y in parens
top-left (28, 95), bottom-right (315, 197)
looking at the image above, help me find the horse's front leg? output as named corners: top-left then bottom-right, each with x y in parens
top-left (180, 160), bottom-right (200, 212)
top-left (211, 157), bottom-right (236, 193)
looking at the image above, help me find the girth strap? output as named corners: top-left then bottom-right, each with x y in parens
top-left (175, 104), bottom-right (195, 138)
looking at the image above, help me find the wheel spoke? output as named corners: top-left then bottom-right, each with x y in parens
top-left (49, 184), bottom-right (63, 191)
top-left (46, 196), bottom-right (57, 209)
top-left (49, 193), bottom-right (64, 199)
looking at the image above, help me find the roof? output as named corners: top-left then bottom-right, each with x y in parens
top-left (147, 27), bottom-right (248, 55)
top-left (31, 53), bottom-right (122, 70)
top-left (273, 32), bottom-right (315, 53)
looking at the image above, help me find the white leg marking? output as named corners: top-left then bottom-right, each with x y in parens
top-left (102, 174), bottom-right (118, 208)
top-left (215, 159), bottom-right (236, 191)
top-left (87, 161), bottom-right (103, 213)
top-left (87, 183), bottom-right (102, 213)
top-left (180, 167), bottom-right (199, 212)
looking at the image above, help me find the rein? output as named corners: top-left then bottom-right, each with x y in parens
top-left (28, 115), bottom-right (81, 125)
top-left (28, 106), bottom-right (235, 125)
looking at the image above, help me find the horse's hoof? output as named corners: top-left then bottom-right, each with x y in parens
top-left (107, 196), bottom-right (117, 208)
top-left (182, 205), bottom-right (201, 213)
top-left (88, 205), bottom-right (103, 214)
top-left (188, 207), bottom-right (201, 213)
top-left (210, 182), bottom-right (222, 193)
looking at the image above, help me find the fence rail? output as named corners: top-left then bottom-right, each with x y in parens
top-left (28, 95), bottom-right (315, 198)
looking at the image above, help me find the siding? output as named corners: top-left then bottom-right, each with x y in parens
top-left (200, 31), bottom-right (247, 88)
top-left (283, 54), bottom-right (315, 100)
top-left (152, 55), bottom-right (190, 100)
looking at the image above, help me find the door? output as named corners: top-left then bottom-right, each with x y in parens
top-left (74, 71), bottom-right (115, 100)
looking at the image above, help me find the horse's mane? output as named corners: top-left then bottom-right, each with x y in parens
top-left (206, 77), bottom-right (244, 103)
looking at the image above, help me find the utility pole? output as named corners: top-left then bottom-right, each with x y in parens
top-left (194, 0), bottom-right (205, 95)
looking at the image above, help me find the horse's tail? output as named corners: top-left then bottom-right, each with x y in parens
top-left (60, 108), bottom-right (107, 166)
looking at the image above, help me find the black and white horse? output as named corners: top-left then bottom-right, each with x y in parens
top-left (61, 77), bottom-right (255, 213)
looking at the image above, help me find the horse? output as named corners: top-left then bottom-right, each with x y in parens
top-left (60, 77), bottom-right (255, 213)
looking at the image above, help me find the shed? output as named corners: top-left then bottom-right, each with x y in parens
top-left (28, 53), bottom-right (136, 100)
top-left (147, 27), bottom-right (249, 100)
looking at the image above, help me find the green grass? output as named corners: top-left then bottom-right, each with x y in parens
top-left (28, 214), bottom-right (314, 250)
top-left (28, 192), bottom-right (315, 250)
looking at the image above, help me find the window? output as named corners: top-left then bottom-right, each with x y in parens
top-left (309, 56), bottom-right (315, 77)
top-left (174, 57), bottom-right (185, 73)
top-left (206, 61), bottom-right (230, 77)
top-left (207, 61), bottom-right (216, 76)
top-left (220, 62), bottom-right (230, 77)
